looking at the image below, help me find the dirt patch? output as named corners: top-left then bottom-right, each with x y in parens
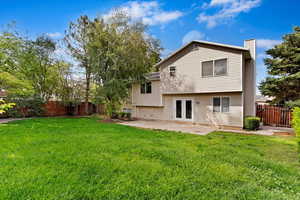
top-left (273, 131), bottom-right (295, 136)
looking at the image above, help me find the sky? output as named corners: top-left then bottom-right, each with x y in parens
top-left (1, 0), bottom-right (299, 93)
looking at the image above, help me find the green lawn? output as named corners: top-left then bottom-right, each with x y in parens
top-left (0, 117), bottom-right (299, 200)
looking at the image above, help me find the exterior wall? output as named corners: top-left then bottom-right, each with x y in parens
top-left (159, 43), bottom-right (243, 94)
top-left (243, 40), bottom-right (256, 117)
top-left (133, 92), bottom-right (243, 127)
top-left (130, 41), bottom-right (256, 128)
top-left (134, 106), bottom-right (164, 120)
top-left (131, 80), bottom-right (162, 106)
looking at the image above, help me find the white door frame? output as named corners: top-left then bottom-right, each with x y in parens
top-left (173, 98), bottom-right (194, 121)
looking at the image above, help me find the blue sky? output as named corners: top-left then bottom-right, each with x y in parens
top-left (1, 0), bottom-right (299, 92)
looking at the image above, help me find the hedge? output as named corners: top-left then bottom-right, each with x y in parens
top-left (244, 116), bottom-right (260, 130)
top-left (292, 107), bottom-right (300, 136)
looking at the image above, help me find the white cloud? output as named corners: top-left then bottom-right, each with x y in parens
top-left (46, 32), bottom-right (62, 38)
top-left (103, 1), bottom-right (183, 26)
top-left (256, 39), bottom-right (281, 49)
top-left (198, 0), bottom-right (261, 28)
top-left (182, 30), bottom-right (205, 44)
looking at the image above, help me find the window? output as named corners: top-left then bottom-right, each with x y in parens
top-left (169, 66), bottom-right (176, 77)
top-left (202, 58), bottom-right (227, 77)
top-left (221, 97), bottom-right (230, 112)
top-left (185, 100), bottom-right (192, 119)
top-left (140, 83), bottom-right (146, 94)
top-left (202, 61), bottom-right (213, 77)
top-left (213, 97), bottom-right (221, 112)
top-left (146, 82), bottom-right (152, 93)
top-left (213, 96), bottom-right (230, 112)
top-left (214, 59), bottom-right (227, 76)
top-left (140, 82), bottom-right (151, 94)
top-left (176, 100), bottom-right (182, 118)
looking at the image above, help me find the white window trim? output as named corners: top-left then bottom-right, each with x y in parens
top-left (212, 96), bottom-right (230, 113)
top-left (173, 98), bottom-right (194, 121)
top-left (201, 58), bottom-right (228, 77)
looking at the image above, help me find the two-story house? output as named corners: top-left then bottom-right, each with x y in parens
top-left (130, 39), bottom-right (256, 128)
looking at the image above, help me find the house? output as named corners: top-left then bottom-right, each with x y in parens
top-left (129, 40), bottom-right (256, 128)
top-left (256, 95), bottom-right (273, 105)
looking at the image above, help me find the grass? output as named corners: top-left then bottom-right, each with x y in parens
top-left (0, 117), bottom-right (299, 200)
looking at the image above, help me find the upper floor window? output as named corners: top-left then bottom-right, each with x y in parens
top-left (214, 59), bottom-right (227, 76)
top-left (140, 82), bottom-right (152, 94)
top-left (213, 96), bottom-right (230, 112)
top-left (169, 66), bottom-right (176, 77)
top-left (202, 58), bottom-right (227, 77)
top-left (202, 61), bottom-right (213, 77)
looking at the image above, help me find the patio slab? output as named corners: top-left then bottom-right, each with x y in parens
top-left (119, 120), bottom-right (295, 136)
top-left (119, 120), bottom-right (216, 135)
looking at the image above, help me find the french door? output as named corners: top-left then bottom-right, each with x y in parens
top-left (175, 99), bottom-right (193, 121)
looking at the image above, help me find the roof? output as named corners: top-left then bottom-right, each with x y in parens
top-left (256, 95), bottom-right (274, 102)
top-left (156, 40), bottom-right (250, 67)
top-left (145, 72), bottom-right (160, 81)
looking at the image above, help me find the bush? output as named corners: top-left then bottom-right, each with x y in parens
top-left (286, 100), bottom-right (300, 108)
top-left (244, 116), bottom-right (260, 130)
top-left (292, 107), bottom-right (300, 160)
top-left (119, 112), bottom-right (126, 118)
top-left (111, 112), bottom-right (118, 119)
top-left (125, 112), bottom-right (131, 119)
top-left (6, 97), bottom-right (45, 117)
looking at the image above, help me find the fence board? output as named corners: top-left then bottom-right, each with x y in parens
top-left (256, 104), bottom-right (292, 128)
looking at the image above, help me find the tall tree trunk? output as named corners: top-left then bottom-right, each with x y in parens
top-left (85, 67), bottom-right (90, 115)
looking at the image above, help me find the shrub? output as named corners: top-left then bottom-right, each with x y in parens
top-left (292, 107), bottom-right (300, 160)
top-left (119, 112), bottom-right (126, 118)
top-left (292, 107), bottom-right (300, 136)
top-left (125, 112), bottom-right (131, 119)
top-left (244, 116), bottom-right (260, 130)
top-left (6, 97), bottom-right (45, 117)
top-left (111, 112), bottom-right (118, 119)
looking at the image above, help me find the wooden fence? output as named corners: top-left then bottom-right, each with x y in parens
top-left (256, 104), bottom-right (292, 128)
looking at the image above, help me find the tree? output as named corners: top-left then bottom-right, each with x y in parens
top-left (0, 99), bottom-right (15, 114)
top-left (19, 36), bottom-right (62, 102)
top-left (259, 26), bottom-right (300, 105)
top-left (88, 12), bottom-right (161, 116)
top-left (64, 16), bottom-right (94, 115)
top-left (1, 28), bottom-right (73, 117)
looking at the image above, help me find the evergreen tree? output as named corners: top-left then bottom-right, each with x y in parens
top-left (259, 27), bottom-right (300, 105)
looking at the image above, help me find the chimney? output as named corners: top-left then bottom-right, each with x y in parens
top-left (244, 39), bottom-right (256, 60)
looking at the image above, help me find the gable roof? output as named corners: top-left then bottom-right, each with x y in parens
top-left (156, 40), bottom-right (250, 67)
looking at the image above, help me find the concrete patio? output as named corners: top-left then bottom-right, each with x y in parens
top-left (119, 119), bottom-right (295, 136)
top-left (119, 120), bottom-right (217, 135)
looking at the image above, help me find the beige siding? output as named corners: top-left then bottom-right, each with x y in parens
top-left (243, 40), bottom-right (256, 117)
top-left (134, 106), bottom-right (164, 120)
top-left (159, 44), bottom-right (243, 94)
top-left (132, 80), bottom-right (162, 106)
top-left (133, 92), bottom-right (243, 127)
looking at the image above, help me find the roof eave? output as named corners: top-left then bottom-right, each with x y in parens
top-left (156, 40), bottom-right (250, 67)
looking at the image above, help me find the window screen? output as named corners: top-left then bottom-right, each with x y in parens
top-left (214, 59), bottom-right (227, 76)
top-left (221, 97), bottom-right (230, 112)
top-left (202, 61), bottom-right (213, 77)
top-left (146, 82), bottom-right (152, 93)
top-left (169, 66), bottom-right (176, 77)
top-left (213, 97), bottom-right (221, 112)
